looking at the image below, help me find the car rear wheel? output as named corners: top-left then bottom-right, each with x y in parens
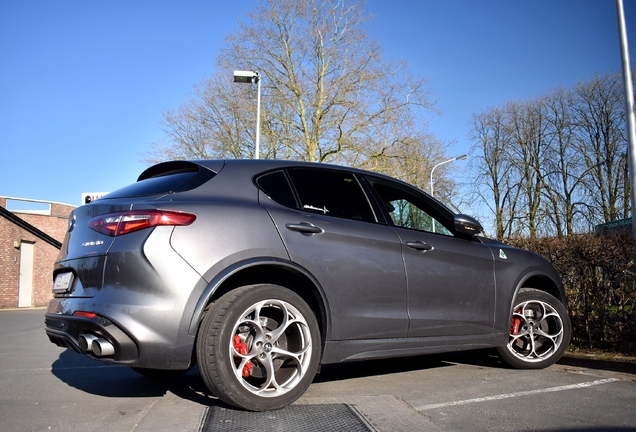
top-left (497, 288), bottom-right (571, 369)
top-left (196, 284), bottom-right (321, 411)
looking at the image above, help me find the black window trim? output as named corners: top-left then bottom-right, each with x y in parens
top-left (255, 165), bottom-right (459, 233)
top-left (255, 166), bottom-right (381, 224)
top-left (357, 174), bottom-right (392, 226)
top-left (286, 167), bottom-right (379, 223)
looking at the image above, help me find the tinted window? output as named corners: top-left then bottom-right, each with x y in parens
top-left (367, 176), bottom-right (454, 236)
top-left (287, 169), bottom-right (375, 222)
top-left (256, 170), bottom-right (297, 209)
top-left (105, 167), bottom-right (216, 199)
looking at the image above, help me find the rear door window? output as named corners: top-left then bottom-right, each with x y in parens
top-left (287, 168), bottom-right (375, 222)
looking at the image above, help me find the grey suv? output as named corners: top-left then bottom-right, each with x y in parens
top-left (45, 159), bottom-right (571, 411)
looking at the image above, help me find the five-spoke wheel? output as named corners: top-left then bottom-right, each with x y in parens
top-left (197, 284), bottom-right (321, 411)
top-left (497, 288), bottom-right (571, 369)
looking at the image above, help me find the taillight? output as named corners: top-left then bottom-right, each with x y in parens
top-left (88, 210), bottom-right (196, 237)
top-left (73, 311), bottom-right (97, 318)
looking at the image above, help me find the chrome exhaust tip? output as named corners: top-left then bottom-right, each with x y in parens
top-left (92, 338), bottom-right (115, 357)
top-left (78, 334), bottom-right (99, 352)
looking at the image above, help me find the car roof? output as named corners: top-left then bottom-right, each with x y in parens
top-left (193, 158), bottom-right (395, 182)
top-left (187, 159), bottom-right (455, 215)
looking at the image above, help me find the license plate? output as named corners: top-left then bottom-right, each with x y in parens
top-left (52, 272), bottom-right (74, 293)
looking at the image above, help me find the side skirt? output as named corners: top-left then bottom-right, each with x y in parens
top-left (321, 332), bottom-right (507, 364)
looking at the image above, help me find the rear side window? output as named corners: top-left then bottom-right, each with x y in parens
top-left (105, 162), bottom-right (216, 199)
top-left (256, 170), bottom-right (297, 209)
top-left (287, 169), bottom-right (375, 222)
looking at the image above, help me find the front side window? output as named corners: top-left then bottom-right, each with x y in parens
top-left (287, 169), bottom-right (375, 222)
top-left (366, 176), bottom-right (454, 236)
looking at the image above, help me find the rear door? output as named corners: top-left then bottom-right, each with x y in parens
top-left (258, 168), bottom-right (408, 341)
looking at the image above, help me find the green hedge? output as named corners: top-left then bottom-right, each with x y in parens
top-left (505, 232), bottom-right (636, 356)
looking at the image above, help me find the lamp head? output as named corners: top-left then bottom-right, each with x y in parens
top-left (233, 70), bottom-right (260, 83)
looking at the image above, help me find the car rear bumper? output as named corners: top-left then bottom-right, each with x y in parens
top-left (45, 311), bottom-right (139, 363)
top-left (45, 294), bottom-right (198, 369)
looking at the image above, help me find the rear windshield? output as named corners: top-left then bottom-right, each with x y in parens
top-left (104, 163), bottom-right (216, 199)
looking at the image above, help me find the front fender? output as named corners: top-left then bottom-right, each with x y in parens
top-left (488, 243), bottom-right (565, 333)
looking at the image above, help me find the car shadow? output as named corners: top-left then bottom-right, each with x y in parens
top-left (313, 348), bottom-right (501, 383)
top-left (50, 350), bottom-right (231, 408)
top-left (50, 348), bottom-right (503, 405)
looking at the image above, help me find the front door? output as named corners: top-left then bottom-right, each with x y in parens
top-left (364, 175), bottom-right (496, 337)
top-left (394, 227), bottom-right (496, 337)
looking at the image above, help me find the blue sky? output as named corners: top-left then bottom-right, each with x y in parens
top-left (1, 0), bottom-right (635, 208)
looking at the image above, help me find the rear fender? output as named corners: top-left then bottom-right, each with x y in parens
top-left (188, 258), bottom-right (331, 342)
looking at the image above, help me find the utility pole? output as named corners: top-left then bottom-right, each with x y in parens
top-left (616, 0), bottom-right (636, 239)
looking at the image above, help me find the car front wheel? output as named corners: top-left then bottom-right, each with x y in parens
top-left (196, 284), bottom-right (321, 411)
top-left (497, 288), bottom-right (571, 369)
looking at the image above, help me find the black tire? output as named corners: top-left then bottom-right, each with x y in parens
top-left (196, 284), bottom-right (321, 411)
top-left (131, 366), bottom-right (193, 380)
top-left (497, 288), bottom-right (571, 369)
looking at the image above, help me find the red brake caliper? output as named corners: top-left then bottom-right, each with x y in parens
top-left (233, 335), bottom-right (253, 377)
top-left (511, 309), bottom-right (522, 335)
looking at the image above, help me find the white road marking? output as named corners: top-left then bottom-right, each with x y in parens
top-left (416, 378), bottom-right (621, 411)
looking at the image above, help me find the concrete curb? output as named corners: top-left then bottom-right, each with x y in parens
top-left (559, 352), bottom-right (636, 375)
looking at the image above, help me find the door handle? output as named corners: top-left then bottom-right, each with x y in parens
top-left (285, 222), bottom-right (323, 234)
top-left (406, 241), bottom-right (434, 251)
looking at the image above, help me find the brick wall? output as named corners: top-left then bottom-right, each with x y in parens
top-left (0, 198), bottom-right (74, 308)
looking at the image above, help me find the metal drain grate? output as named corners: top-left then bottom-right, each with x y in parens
top-left (201, 404), bottom-right (373, 432)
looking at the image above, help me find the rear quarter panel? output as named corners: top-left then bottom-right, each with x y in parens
top-left (159, 161), bottom-right (290, 281)
top-left (168, 199), bottom-right (290, 282)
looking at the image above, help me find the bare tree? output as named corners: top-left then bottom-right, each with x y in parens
top-left (572, 73), bottom-right (628, 225)
top-left (469, 72), bottom-right (631, 237)
top-left (505, 99), bottom-right (551, 238)
top-left (541, 88), bottom-right (590, 236)
top-left (146, 0), bottom-right (446, 192)
top-left (470, 107), bottom-right (520, 237)
top-left (146, 74), bottom-right (262, 161)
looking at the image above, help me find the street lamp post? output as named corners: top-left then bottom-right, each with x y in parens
top-left (233, 70), bottom-right (262, 159)
top-left (616, 0), bottom-right (636, 240)
top-left (429, 154), bottom-right (467, 197)
top-left (429, 154), bottom-right (467, 233)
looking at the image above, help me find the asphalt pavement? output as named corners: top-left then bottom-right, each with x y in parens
top-left (1, 308), bottom-right (635, 432)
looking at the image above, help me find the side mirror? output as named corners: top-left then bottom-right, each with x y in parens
top-left (454, 214), bottom-right (483, 237)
